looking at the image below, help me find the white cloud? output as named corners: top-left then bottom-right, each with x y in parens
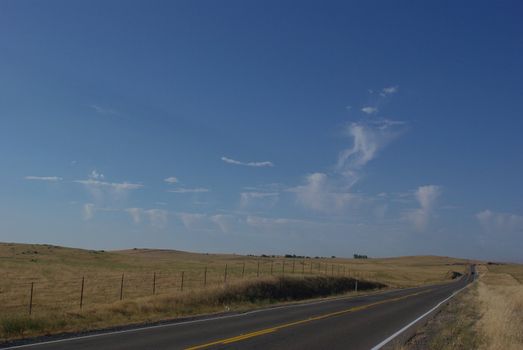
top-left (210, 214), bottom-right (236, 233)
top-left (145, 209), bottom-right (168, 228)
top-left (337, 119), bottom-right (404, 174)
top-left (83, 203), bottom-right (95, 220)
top-left (240, 192), bottom-right (279, 208)
top-left (291, 173), bottom-right (354, 213)
top-left (168, 188), bottom-right (209, 193)
top-left (178, 212), bottom-right (209, 230)
top-left (476, 210), bottom-right (523, 233)
top-left (24, 176), bottom-right (63, 181)
top-left (361, 107), bottom-right (378, 114)
top-left (126, 208), bottom-right (168, 228)
top-left (406, 185), bottom-right (441, 231)
top-left (74, 179), bottom-right (143, 191)
top-left (221, 156), bottom-right (274, 168)
top-left (126, 208), bottom-right (142, 224)
top-left (164, 177), bottom-right (179, 184)
top-left (90, 105), bottom-right (118, 115)
top-left (89, 170), bottom-right (104, 180)
top-left (380, 86), bottom-right (399, 96)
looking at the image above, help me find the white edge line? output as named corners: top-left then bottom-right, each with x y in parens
top-left (370, 279), bottom-right (473, 350)
top-left (2, 283), bottom-right (436, 349)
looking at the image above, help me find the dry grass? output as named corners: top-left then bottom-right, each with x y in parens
top-left (476, 264), bottom-right (523, 350)
top-left (402, 283), bottom-right (482, 350)
top-left (0, 242), bottom-right (472, 342)
top-left (403, 262), bottom-right (523, 350)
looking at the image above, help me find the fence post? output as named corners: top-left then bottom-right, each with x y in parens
top-left (181, 271), bottom-right (185, 291)
top-left (204, 266), bottom-right (207, 287)
top-left (29, 282), bottom-right (34, 315)
top-left (80, 276), bottom-right (85, 309)
top-left (302, 260), bottom-right (305, 275)
top-left (119, 273), bottom-right (124, 301)
top-left (282, 261), bottom-right (285, 277)
top-left (310, 261), bottom-right (313, 274)
top-left (257, 261), bottom-right (260, 277)
top-left (292, 260), bottom-right (295, 274)
top-left (355, 280), bottom-right (358, 292)
top-left (224, 264), bottom-right (228, 283)
top-left (153, 272), bottom-right (156, 295)
top-left (331, 264), bottom-right (334, 276)
top-left (270, 261), bottom-right (273, 275)
top-left (242, 263), bottom-right (245, 279)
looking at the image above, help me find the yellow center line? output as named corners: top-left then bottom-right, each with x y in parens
top-left (184, 289), bottom-right (432, 350)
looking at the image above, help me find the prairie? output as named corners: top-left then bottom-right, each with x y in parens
top-left (0, 242), bottom-right (472, 341)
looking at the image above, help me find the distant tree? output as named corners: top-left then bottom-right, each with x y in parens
top-left (353, 254), bottom-right (368, 259)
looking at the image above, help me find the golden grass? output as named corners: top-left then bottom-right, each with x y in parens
top-left (403, 263), bottom-right (523, 350)
top-left (0, 242), bottom-right (472, 341)
top-left (476, 264), bottom-right (523, 350)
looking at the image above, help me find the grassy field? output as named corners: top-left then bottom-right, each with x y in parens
top-left (0, 242), bottom-right (473, 341)
top-left (403, 262), bottom-right (523, 350)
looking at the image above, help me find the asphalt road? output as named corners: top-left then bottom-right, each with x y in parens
top-left (4, 270), bottom-right (475, 350)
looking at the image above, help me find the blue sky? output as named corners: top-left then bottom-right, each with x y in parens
top-left (1, 1), bottom-right (522, 261)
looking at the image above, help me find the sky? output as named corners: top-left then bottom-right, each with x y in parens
top-left (1, 1), bottom-right (522, 262)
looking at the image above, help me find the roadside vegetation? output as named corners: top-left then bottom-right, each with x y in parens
top-left (403, 263), bottom-right (523, 350)
top-left (0, 242), bottom-right (471, 342)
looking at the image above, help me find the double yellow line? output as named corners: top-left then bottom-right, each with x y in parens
top-left (185, 288), bottom-right (432, 350)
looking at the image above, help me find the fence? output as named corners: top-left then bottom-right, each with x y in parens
top-left (0, 259), bottom-right (373, 317)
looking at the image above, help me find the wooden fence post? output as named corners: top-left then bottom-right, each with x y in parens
top-left (181, 271), bottom-right (185, 291)
top-left (292, 260), bottom-right (295, 274)
top-left (257, 261), bottom-right (260, 277)
top-left (120, 273), bottom-right (124, 301)
top-left (153, 272), bottom-right (156, 295)
top-left (80, 276), bottom-right (85, 309)
top-left (242, 263), bottom-right (245, 279)
top-left (29, 282), bottom-right (34, 315)
top-left (270, 261), bottom-right (273, 275)
top-left (204, 266), bottom-right (207, 287)
top-left (224, 264), bottom-right (228, 283)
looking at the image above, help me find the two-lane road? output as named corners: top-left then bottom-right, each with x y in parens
top-left (3, 270), bottom-right (475, 350)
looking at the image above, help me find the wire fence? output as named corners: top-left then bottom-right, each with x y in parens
top-left (0, 259), bottom-right (372, 316)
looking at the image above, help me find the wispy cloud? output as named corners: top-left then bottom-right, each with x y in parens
top-left (168, 188), bottom-right (210, 193)
top-left (83, 203), bottom-right (95, 220)
top-left (290, 173), bottom-right (354, 213)
top-left (90, 105), bottom-right (119, 115)
top-left (380, 86), bottom-right (399, 96)
top-left (405, 185), bottom-right (441, 231)
top-left (125, 208), bottom-right (168, 228)
top-left (240, 192), bottom-right (279, 208)
top-left (361, 107), bottom-right (378, 115)
top-left (476, 210), bottom-right (523, 233)
top-left (221, 156), bottom-right (274, 168)
top-left (164, 177), bottom-right (179, 184)
top-left (337, 119), bottom-right (405, 173)
top-left (24, 176), bottom-right (63, 181)
top-left (75, 179), bottom-right (143, 191)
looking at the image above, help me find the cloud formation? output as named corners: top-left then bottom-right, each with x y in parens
top-left (25, 176), bottom-right (63, 181)
top-left (476, 210), bottom-right (523, 233)
top-left (240, 192), bottom-right (279, 208)
top-left (126, 208), bottom-right (168, 228)
top-left (221, 156), bottom-right (274, 168)
top-left (83, 203), bottom-right (95, 220)
top-left (361, 107), bottom-right (378, 114)
top-left (406, 185), bottom-right (441, 231)
top-left (164, 177), bottom-right (179, 184)
top-left (291, 173), bottom-right (353, 213)
top-left (380, 86), bottom-right (399, 96)
top-left (168, 188), bottom-right (209, 193)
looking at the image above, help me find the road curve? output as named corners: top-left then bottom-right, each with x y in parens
top-left (2, 271), bottom-right (474, 350)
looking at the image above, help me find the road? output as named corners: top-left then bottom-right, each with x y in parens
top-left (4, 270), bottom-right (475, 350)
